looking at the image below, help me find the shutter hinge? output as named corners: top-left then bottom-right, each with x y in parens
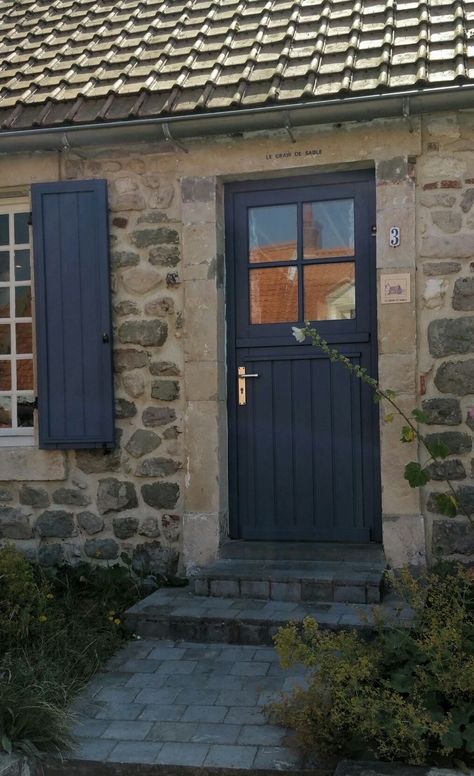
top-left (371, 224), bottom-right (376, 237)
top-left (33, 396), bottom-right (38, 410)
top-left (28, 212), bottom-right (32, 227)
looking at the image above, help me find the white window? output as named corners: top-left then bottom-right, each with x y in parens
top-left (0, 202), bottom-right (35, 444)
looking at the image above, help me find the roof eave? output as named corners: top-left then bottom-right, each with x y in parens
top-left (0, 83), bottom-right (473, 154)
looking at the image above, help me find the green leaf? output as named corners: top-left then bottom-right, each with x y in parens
top-left (412, 408), bottom-right (428, 424)
top-left (1, 734), bottom-right (12, 754)
top-left (425, 438), bottom-right (450, 459)
top-left (384, 414), bottom-right (395, 423)
top-left (464, 723), bottom-right (474, 753)
top-left (435, 492), bottom-right (458, 517)
top-left (385, 389), bottom-right (397, 399)
top-left (401, 426), bottom-right (417, 443)
top-left (404, 462), bottom-right (431, 488)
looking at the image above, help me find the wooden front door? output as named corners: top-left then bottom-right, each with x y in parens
top-left (226, 171), bottom-right (380, 542)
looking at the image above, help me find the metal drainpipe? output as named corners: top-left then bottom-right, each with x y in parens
top-left (0, 82), bottom-right (473, 149)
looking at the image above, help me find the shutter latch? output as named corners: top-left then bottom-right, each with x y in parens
top-left (102, 332), bottom-right (110, 343)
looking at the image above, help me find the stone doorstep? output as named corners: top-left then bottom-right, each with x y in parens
top-left (125, 588), bottom-right (413, 646)
top-left (192, 560), bottom-right (385, 604)
top-left (43, 757), bottom-right (323, 775)
top-left (219, 542), bottom-right (386, 564)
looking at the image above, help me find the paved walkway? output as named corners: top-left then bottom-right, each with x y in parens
top-left (70, 638), bottom-right (314, 772)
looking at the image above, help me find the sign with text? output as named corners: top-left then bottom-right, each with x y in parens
top-left (380, 273), bottom-right (411, 304)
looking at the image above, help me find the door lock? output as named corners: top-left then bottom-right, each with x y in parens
top-left (238, 366), bottom-right (259, 406)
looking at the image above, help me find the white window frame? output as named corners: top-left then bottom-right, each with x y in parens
top-left (0, 198), bottom-right (35, 446)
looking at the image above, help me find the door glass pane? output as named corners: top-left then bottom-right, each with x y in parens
top-left (14, 213), bottom-right (29, 245)
top-left (0, 251), bottom-right (9, 282)
top-left (17, 360), bottom-right (33, 390)
top-left (250, 266), bottom-right (298, 324)
top-left (16, 323), bottom-right (32, 354)
top-left (304, 263), bottom-right (356, 321)
top-left (249, 205), bottom-right (297, 264)
top-left (14, 249), bottom-right (30, 281)
top-left (17, 394), bottom-right (34, 427)
top-left (0, 288), bottom-right (9, 318)
top-left (0, 325), bottom-right (10, 355)
top-left (0, 361), bottom-right (11, 390)
top-left (303, 199), bottom-right (354, 259)
top-left (0, 215), bottom-right (9, 246)
top-left (0, 396), bottom-right (11, 428)
top-left (15, 287), bottom-right (31, 317)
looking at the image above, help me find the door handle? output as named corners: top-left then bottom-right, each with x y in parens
top-left (238, 366), bottom-right (259, 406)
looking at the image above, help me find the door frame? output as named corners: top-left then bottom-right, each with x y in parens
top-left (225, 168), bottom-right (382, 543)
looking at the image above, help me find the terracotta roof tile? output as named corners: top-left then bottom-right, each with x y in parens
top-left (0, 0), bottom-right (473, 130)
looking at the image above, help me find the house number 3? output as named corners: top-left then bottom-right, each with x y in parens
top-left (389, 226), bottom-right (401, 247)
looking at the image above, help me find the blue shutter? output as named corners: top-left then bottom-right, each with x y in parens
top-left (31, 179), bottom-right (114, 449)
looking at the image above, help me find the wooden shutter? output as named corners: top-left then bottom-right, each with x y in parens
top-left (31, 179), bottom-right (114, 449)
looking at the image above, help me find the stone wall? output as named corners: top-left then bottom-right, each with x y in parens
top-left (417, 113), bottom-right (474, 564)
top-left (0, 111), bottom-right (472, 571)
top-left (0, 151), bottom-right (185, 576)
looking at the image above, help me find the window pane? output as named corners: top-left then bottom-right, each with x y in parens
top-left (0, 325), bottom-right (10, 355)
top-left (17, 394), bottom-right (34, 427)
top-left (0, 251), bottom-right (9, 282)
top-left (0, 396), bottom-right (11, 428)
top-left (17, 360), bottom-right (33, 390)
top-left (304, 263), bottom-right (356, 321)
top-left (15, 287), bottom-right (31, 317)
top-left (0, 215), bottom-right (9, 246)
top-left (14, 249), bottom-right (30, 281)
top-left (16, 323), bottom-right (32, 354)
top-left (303, 200), bottom-right (354, 259)
top-left (250, 266), bottom-right (298, 324)
top-left (0, 361), bottom-right (11, 390)
top-left (14, 213), bottom-right (29, 245)
top-left (0, 288), bottom-right (9, 319)
top-left (249, 205), bottom-right (297, 264)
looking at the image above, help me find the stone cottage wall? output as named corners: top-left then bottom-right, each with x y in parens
top-left (0, 150), bottom-right (186, 576)
top-left (417, 113), bottom-right (474, 564)
top-left (0, 111), bottom-right (472, 572)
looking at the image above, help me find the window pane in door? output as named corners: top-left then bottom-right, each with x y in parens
top-left (303, 199), bottom-right (354, 259)
top-left (250, 266), bottom-right (298, 323)
top-left (304, 263), bottom-right (356, 320)
top-left (0, 325), bottom-right (10, 354)
top-left (249, 205), bottom-right (297, 263)
top-left (16, 323), bottom-right (32, 354)
top-left (0, 361), bottom-right (11, 390)
top-left (0, 288), bottom-right (9, 318)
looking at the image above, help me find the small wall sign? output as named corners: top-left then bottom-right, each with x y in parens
top-left (265, 149), bottom-right (322, 160)
top-left (389, 226), bottom-right (401, 247)
top-left (381, 273), bottom-right (411, 304)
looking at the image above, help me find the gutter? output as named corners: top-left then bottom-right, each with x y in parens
top-left (0, 82), bottom-right (474, 152)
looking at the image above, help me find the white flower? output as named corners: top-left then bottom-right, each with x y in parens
top-left (292, 326), bottom-right (306, 343)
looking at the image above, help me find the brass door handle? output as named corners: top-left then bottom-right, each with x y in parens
top-left (238, 366), bottom-right (259, 406)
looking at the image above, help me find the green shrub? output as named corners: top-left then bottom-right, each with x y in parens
top-left (272, 564), bottom-right (474, 767)
top-left (0, 545), bottom-right (51, 652)
top-left (0, 545), bottom-right (149, 755)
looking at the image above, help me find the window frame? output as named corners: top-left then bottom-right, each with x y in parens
top-left (0, 198), bottom-right (35, 446)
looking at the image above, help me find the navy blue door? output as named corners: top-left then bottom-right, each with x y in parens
top-left (226, 171), bottom-right (380, 542)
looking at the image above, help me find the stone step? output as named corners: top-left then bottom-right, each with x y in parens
top-left (125, 587), bottom-right (414, 646)
top-left (44, 757), bottom-right (320, 775)
top-left (192, 559), bottom-right (385, 604)
top-left (220, 541), bottom-right (385, 563)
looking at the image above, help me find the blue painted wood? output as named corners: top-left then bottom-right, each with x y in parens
top-left (31, 180), bottom-right (114, 449)
top-left (226, 171), bottom-right (380, 543)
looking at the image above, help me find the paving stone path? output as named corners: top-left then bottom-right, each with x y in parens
top-left (70, 638), bottom-right (314, 771)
